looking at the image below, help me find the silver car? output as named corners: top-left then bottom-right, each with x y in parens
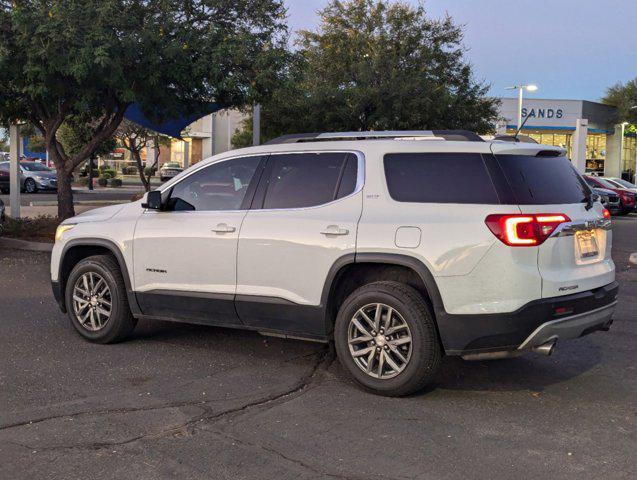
top-left (159, 162), bottom-right (183, 181)
top-left (0, 161), bottom-right (58, 193)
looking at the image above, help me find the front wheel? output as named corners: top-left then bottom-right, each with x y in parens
top-left (24, 178), bottom-right (37, 193)
top-left (64, 254), bottom-right (137, 343)
top-left (334, 281), bottom-right (441, 396)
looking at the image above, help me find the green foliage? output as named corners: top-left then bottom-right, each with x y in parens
top-left (121, 165), bottom-right (139, 175)
top-left (100, 168), bottom-right (117, 179)
top-left (144, 166), bottom-right (157, 177)
top-left (233, 0), bottom-right (498, 147)
top-left (109, 178), bottom-right (122, 187)
top-left (57, 115), bottom-right (117, 159)
top-left (97, 177), bottom-right (108, 187)
top-left (603, 78), bottom-right (637, 125)
top-left (77, 176), bottom-right (89, 186)
top-left (0, 0), bottom-right (289, 218)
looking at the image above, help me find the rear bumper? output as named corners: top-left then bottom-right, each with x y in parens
top-left (517, 302), bottom-right (615, 350)
top-left (440, 281), bottom-right (619, 355)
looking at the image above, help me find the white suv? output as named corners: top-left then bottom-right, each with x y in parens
top-left (51, 131), bottom-right (618, 396)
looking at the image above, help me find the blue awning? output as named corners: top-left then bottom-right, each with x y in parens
top-left (123, 103), bottom-right (221, 139)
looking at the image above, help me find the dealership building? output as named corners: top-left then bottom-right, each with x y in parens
top-left (496, 98), bottom-right (636, 180)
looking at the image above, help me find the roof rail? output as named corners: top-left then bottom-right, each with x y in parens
top-left (264, 130), bottom-right (483, 145)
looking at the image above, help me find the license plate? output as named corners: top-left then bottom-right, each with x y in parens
top-left (576, 230), bottom-right (599, 259)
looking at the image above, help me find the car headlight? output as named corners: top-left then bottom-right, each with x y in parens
top-left (55, 224), bottom-right (75, 242)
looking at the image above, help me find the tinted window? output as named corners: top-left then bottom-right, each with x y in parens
top-left (263, 152), bottom-right (355, 209)
top-left (21, 162), bottom-right (51, 172)
top-left (167, 156), bottom-right (262, 211)
top-left (0, 163), bottom-right (8, 171)
top-left (497, 155), bottom-right (589, 204)
top-left (384, 152), bottom-right (499, 204)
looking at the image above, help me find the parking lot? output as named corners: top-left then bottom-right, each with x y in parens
top-left (0, 216), bottom-right (635, 479)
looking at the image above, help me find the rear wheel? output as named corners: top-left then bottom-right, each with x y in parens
top-left (334, 281), bottom-right (441, 396)
top-left (64, 255), bottom-right (136, 343)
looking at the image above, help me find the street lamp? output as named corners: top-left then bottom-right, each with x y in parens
top-left (505, 84), bottom-right (539, 130)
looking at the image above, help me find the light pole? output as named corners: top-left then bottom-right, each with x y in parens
top-left (505, 84), bottom-right (538, 131)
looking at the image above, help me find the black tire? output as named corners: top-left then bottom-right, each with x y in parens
top-left (24, 178), bottom-right (37, 193)
top-left (334, 281), bottom-right (442, 397)
top-left (64, 254), bottom-right (137, 343)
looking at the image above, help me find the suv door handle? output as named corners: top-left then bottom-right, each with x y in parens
top-left (320, 225), bottom-right (349, 236)
top-left (211, 223), bottom-right (236, 233)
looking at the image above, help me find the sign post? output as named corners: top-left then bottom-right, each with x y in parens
top-left (9, 123), bottom-right (21, 218)
top-left (253, 103), bottom-right (261, 146)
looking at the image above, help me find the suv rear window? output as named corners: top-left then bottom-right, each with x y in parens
top-left (383, 152), bottom-right (499, 204)
top-left (496, 155), bottom-right (590, 205)
top-left (262, 152), bottom-right (357, 209)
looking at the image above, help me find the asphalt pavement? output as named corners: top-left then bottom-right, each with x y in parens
top-left (0, 216), bottom-right (635, 479)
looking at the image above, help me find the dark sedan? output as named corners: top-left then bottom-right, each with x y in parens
top-left (593, 187), bottom-right (622, 215)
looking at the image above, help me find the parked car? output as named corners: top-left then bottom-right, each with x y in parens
top-left (592, 187), bottom-right (622, 215)
top-left (584, 175), bottom-right (635, 215)
top-left (0, 165), bottom-right (9, 194)
top-left (0, 161), bottom-right (58, 193)
top-left (51, 131), bottom-right (617, 396)
top-left (159, 162), bottom-right (183, 181)
top-left (605, 177), bottom-right (637, 195)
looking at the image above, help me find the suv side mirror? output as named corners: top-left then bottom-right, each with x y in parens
top-left (142, 190), bottom-right (163, 210)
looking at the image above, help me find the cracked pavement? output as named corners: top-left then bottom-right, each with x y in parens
top-left (1, 216), bottom-right (636, 479)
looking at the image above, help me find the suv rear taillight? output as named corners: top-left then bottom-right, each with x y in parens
top-left (485, 214), bottom-right (570, 246)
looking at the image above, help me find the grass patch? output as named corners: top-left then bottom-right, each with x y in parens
top-left (2, 215), bottom-right (60, 242)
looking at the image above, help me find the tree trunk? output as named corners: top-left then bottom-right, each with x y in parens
top-left (56, 168), bottom-right (75, 219)
top-left (133, 150), bottom-right (150, 191)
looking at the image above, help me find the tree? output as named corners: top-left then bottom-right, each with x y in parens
top-left (233, 0), bottom-right (498, 147)
top-left (115, 121), bottom-right (170, 191)
top-left (603, 78), bottom-right (637, 129)
top-left (0, 0), bottom-right (288, 219)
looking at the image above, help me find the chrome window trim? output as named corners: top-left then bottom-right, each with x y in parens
top-left (152, 149), bottom-right (365, 214)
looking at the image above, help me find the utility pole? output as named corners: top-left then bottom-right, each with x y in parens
top-left (253, 103), bottom-right (261, 146)
top-left (9, 123), bottom-right (21, 218)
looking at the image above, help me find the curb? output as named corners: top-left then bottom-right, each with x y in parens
top-left (0, 237), bottom-right (53, 252)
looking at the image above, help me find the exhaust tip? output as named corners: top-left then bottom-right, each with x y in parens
top-left (532, 340), bottom-right (556, 356)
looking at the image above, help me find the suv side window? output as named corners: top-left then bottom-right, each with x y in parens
top-left (384, 152), bottom-right (499, 204)
top-left (166, 156), bottom-right (263, 211)
top-left (261, 152), bottom-right (357, 209)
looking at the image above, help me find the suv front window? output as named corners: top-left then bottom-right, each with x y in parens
top-left (166, 156), bottom-right (263, 211)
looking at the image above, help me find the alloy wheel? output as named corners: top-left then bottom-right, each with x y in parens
top-left (25, 179), bottom-right (36, 193)
top-left (72, 272), bottom-right (112, 331)
top-left (347, 303), bottom-right (413, 379)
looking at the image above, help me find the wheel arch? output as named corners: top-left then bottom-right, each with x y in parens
top-left (58, 238), bottom-right (141, 315)
top-left (321, 253), bottom-right (446, 338)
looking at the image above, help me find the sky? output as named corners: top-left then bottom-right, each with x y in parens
top-left (285, 0), bottom-right (636, 102)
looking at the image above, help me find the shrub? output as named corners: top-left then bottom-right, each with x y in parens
top-left (77, 177), bottom-right (89, 186)
top-left (101, 168), bottom-right (117, 179)
top-left (109, 178), bottom-right (123, 187)
top-left (2, 215), bottom-right (60, 242)
top-left (97, 176), bottom-right (108, 187)
top-left (144, 166), bottom-right (157, 177)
